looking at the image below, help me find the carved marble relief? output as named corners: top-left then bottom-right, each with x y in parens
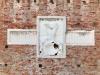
top-left (37, 16), bottom-right (66, 58)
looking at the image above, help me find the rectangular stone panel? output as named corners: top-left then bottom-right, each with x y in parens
top-left (37, 16), bottom-right (66, 58)
top-left (66, 30), bottom-right (95, 46)
top-left (7, 29), bottom-right (37, 45)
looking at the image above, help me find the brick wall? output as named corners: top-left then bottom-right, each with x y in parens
top-left (0, 0), bottom-right (100, 75)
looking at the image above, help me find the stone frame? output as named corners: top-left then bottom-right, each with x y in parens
top-left (37, 16), bottom-right (66, 58)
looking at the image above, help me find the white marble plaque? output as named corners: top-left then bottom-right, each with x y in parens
top-left (66, 30), bottom-right (95, 46)
top-left (37, 16), bottom-right (66, 58)
top-left (7, 29), bottom-right (36, 45)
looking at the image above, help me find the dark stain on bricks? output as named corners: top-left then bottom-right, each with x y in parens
top-left (5, 45), bottom-right (8, 48)
top-left (39, 64), bottom-right (42, 68)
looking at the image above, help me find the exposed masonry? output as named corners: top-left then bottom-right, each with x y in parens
top-left (0, 0), bottom-right (100, 75)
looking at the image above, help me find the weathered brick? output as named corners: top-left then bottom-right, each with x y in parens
top-left (0, 0), bottom-right (99, 75)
